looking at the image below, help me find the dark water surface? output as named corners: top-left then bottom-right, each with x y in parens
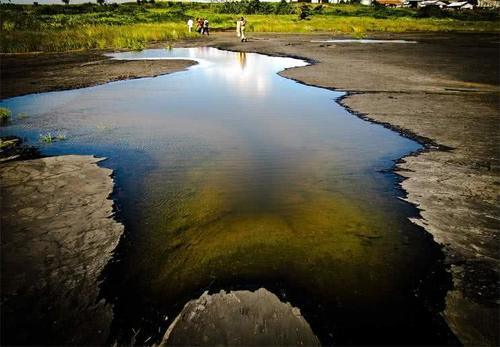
top-left (0, 47), bottom-right (456, 345)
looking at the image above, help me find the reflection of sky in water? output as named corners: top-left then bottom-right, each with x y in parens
top-left (0, 47), bottom-right (422, 235)
top-left (0, 47), bottom-right (448, 345)
top-left (106, 47), bottom-right (307, 98)
top-left (1, 47), bottom-right (418, 180)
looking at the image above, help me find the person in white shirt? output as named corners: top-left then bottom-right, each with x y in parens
top-left (239, 17), bottom-right (247, 42)
top-left (187, 19), bottom-right (194, 32)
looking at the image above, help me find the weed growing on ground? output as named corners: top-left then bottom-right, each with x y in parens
top-left (0, 107), bottom-right (12, 125)
top-left (39, 132), bottom-right (67, 143)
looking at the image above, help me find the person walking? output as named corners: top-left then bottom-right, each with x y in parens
top-left (197, 18), bottom-right (203, 34)
top-left (203, 19), bottom-right (209, 36)
top-left (239, 17), bottom-right (247, 42)
top-left (187, 18), bottom-right (194, 32)
top-left (236, 17), bottom-right (241, 38)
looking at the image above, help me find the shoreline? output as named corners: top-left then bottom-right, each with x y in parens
top-left (1, 32), bottom-right (498, 345)
top-left (0, 50), bottom-right (197, 100)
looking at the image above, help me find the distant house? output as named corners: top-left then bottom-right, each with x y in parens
top-left (310, 0), bottom-right (350, 3)
top-left (403, 0), bottom-right (482, 7)
top-left (418, 0), bottom-right (448, 7)
top-left (328, 0), bottom-right (353, 3)
top-left (447, 1), bottom-right (474, 8)
top-left (375, 0), bottom-right (404, 6)
top-left (309, 0), bottom-right (354, 2)
top-left (403, 0), bottom-right (422, 7)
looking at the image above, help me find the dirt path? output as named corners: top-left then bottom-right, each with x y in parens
top-left (1, 32), bottom-right (498, 346)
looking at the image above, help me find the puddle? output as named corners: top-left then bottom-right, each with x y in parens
top-left (312, 39), bottom-right (417, 43)
top-left (0, 47), bottom-right (454, 345)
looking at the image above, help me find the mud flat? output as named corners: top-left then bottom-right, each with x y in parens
top-left (0, 50), bottom-right (196, 99)
top-left (0, 155), bottom-right (123, 344)
top-left (161, 288), bottom-right (321, 346)
top-left (203, 32), bottom-right (499, 346)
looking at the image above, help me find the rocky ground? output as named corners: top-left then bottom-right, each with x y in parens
top-left (0, 155), bottom-right (123, 345)
top-left (1, 32), bottom-right (498, 346)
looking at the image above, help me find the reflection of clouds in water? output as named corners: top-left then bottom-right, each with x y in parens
top-left (202, 54), bottom-right (270, 97)
top-left (107, 47), bottom-right (308, 99)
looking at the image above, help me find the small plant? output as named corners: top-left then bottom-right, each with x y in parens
top-left (352, 31), bottom-right (367, 39)
top-left (39, 132), bottom-right (67, 143)
top-left (0, 107), bottom-right (12, 125)
top-left (40, 133), bottom-right (54, 143)
top-left (55, 132), bottom-right (67, 140)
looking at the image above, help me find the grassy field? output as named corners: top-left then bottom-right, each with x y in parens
top-left (1, 1), bottom-right (499, 53)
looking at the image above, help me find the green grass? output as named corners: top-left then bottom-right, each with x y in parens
top-left (1, 2), bottom-right (498, 53)
top-left (2, 23), bottom-right (197, 52)
top-left (0, 107), bottom-right (12, 125)
top-left (39, 132), bottom-right (67, 143)
top-left (191, 12), bottom-right (500, 33)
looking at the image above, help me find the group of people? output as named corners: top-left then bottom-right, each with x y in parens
top-left (187, 18), bottom-right (210, 35)
top-left (186, 17), bottom-right (248, 42)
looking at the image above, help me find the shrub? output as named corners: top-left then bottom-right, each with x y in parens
top-left (275, 0), bottom-right (294, 15)
top-left (416, 6), bottom-right (445, 18)
top-left (298, 4), bottom-right (310, 20)
top-left (313, 4), bottom-right (324, 14)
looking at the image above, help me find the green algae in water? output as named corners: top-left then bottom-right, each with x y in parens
top-left (142, 161), bottom-right (404, 303)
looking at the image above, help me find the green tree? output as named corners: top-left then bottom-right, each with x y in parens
top-left (275, 0), bottom-right (294, 15)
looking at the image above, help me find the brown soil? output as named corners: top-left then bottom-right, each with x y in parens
top-left (1, 32), bottom-right (498, 346)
